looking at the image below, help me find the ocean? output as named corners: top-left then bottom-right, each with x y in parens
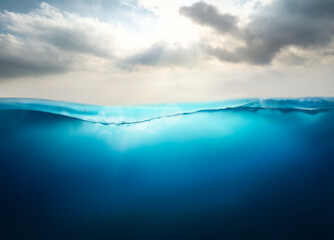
top-left (1, 97), bottom-right (334, 239)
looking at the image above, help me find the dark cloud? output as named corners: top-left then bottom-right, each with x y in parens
top-left (26, 25), bottom-right (110, 57)
top-left (0, 56), bottom-right (70, 78)
top-left (0, 34), bottom-right (72, 78)
top-left (180, 0), bottom-right (334, 65)
top-left (119, 42), bottom-right (203, 70)
top-left (179, 1), bottom-right (239, 34)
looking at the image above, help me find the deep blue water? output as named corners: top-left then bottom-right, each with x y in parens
top-left (1, 97), bottom-right (334, 240)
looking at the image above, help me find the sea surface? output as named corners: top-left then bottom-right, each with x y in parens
top-left (1, 97), bottom-right (334, 239)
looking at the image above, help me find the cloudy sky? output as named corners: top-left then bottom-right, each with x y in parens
top-left (0, 0), bottom-right (333, 105)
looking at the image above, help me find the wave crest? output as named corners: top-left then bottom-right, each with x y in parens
top-left (1, 97), bottom-right (334, 125)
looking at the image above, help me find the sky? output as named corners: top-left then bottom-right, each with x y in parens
top-left (0, 0), bottom-right (334, 105)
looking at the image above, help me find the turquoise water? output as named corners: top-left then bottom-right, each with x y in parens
top-left (1, 98), bottom-right (334, 239)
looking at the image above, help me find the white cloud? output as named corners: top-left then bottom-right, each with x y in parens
top-left (0, 2), bottom-right (131, 77)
